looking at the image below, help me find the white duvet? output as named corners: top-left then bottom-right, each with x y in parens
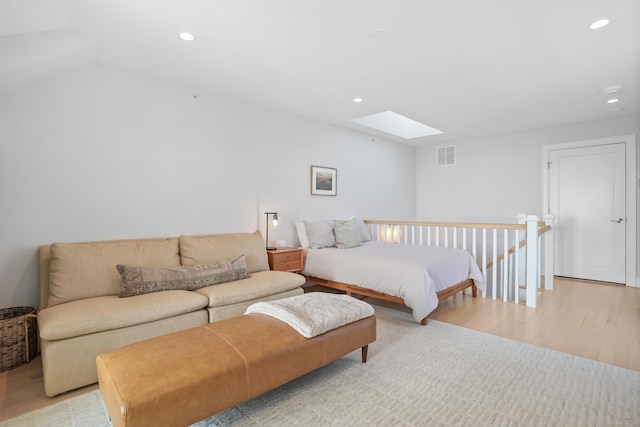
top-left (302, 241), bottom-right (485, 323)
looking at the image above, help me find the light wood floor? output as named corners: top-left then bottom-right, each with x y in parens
top-left (1, 277), bottom-right (638, 422)
top-left (435, 276), bottom-right (640, 371)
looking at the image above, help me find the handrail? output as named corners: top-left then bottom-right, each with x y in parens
top-left (486, 225), bottom-right (552, 269)
top-left (365, 220), bottom-right (530, 231)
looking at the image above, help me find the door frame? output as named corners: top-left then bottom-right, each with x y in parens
top-left (541, 134), bottom-right (637, 287)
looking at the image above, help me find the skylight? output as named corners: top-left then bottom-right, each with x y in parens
top-left (349, 111), bottom-right (443, 139)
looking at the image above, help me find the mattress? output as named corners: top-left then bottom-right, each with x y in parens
top-left (302, 241), bottom-right (485, 322)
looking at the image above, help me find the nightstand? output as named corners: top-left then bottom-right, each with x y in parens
top-left (267, 247), bottom-right (303, 272)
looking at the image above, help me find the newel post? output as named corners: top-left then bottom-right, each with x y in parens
top-left (543, 214), bottom-right (555, 290)
top-left (525, 214), bottom-right (539, 308)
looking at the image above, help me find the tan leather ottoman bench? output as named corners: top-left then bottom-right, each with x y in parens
top-left (96, 293), bottom-right (376, 427)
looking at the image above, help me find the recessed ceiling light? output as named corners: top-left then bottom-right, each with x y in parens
top-left (349, 111), bottom-right (443, 139)
top-left (601, 84), bottom-right (622, 95)
top-left (353, 97), bottom-right (363, 103)
top-left (179, 32), bottom-right (195, 41)
top-left (589, 19), bottom-right (609, 29)
top-left (369, 28), bottom-right (387, 39)
top-left (607, 98), bottom-right (619, 104)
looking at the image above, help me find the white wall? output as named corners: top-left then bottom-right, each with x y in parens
top-left (416, 114), bottom-right (640, 276)
top-left (417, 114), bottom-right (639, 221)
top-left (0, 65), bottom-right (417, 308)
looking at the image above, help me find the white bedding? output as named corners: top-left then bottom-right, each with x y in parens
top-left (302, 241), bottom-right (485, 323)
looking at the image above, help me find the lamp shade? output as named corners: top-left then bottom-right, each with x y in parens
top-left (264, 212), bottom-right (278, 250)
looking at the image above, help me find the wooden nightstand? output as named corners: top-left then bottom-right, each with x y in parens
top-left (267, 248), bottom-right (303, 272)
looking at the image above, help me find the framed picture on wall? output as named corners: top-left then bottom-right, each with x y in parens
top-left (310, 165), bottom-right (337, 196)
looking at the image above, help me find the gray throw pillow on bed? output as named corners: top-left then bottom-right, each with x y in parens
top-left (348, 216), bottom-right (371, 242)
top-left (333, 218), bottom-right (362, 249)
top-left (303, 219), bottom-right (336, 249)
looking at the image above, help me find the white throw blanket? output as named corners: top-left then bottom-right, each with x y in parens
top-left (245, 292), bottom-right (375, 338)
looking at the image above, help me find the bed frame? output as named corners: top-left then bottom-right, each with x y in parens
top-left (304, 276), bottom-right (477, 325)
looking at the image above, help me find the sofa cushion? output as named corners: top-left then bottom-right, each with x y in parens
top-left (117, 255), bottom-right (249, 297)
top-left (194, 270), bottom-right (305, 308)
top-left (48, 238), bottom-right (180, 307)
top-left (38, 291), bottom-right (209, 341)
top-left (179, 231), bottom-right (269, 274)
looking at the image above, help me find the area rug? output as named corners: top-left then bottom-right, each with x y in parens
top-left (3, 305), bottom-right (639, 426)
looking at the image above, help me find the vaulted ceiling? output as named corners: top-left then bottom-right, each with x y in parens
top-left (1, 0), bottom-right (638, 145)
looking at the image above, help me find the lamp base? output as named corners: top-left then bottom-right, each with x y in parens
top-left (266, 246), bottom-right (277, 251)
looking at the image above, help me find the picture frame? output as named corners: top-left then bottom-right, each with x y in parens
top-left (310, 165), bottom-right (337, 196)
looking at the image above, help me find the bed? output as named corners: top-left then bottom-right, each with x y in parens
top-left (302, 241), bottom-right (485, 325)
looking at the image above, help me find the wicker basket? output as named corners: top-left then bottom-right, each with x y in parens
top-left (0, 306), bottom-right (38, 372)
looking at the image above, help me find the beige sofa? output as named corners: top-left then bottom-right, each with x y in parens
top-left (37, 230), bottom-right (305, 397)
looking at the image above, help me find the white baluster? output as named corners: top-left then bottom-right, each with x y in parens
top-left (543, 214), bottom-right (555, 290)
top-left (453, 227), bottom-right (458, 249)
top-left (514, 229), bottom-right (520, 304)
top-left (462, 227), bottom-right (466, 250)
top-left (503, 229), bottom-right (509, 302)
top-left (492, 228), bottom-right (497, 300)
top-left (472, 228), bottom-right (477, 260)
top-left (482, 228), bottom-right (487, 298)
top-left (538, 232), bottom-right (542, 290)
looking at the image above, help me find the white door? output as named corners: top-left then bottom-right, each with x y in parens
top-left (549, 143), bottom-right (626, 283)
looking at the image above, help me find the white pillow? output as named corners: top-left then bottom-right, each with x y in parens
top-left (344, 216), bottom-right (371, 242)
top-left (355, 217), bottom-right (371, 242)
top-left (295, 221), bottom-right (310, 248)
top-left (333, 219), bottom-right (362, 249)
top-left (303, 219), bottom-right (336, 249)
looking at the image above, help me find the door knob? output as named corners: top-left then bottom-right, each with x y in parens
top-left (610, 218), bottom-right (624, 223)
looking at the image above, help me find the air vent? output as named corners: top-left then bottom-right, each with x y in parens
top-left (437, 145), bottom-right (455, 166)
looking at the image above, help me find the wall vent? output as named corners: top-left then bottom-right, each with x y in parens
top-left (437, 145), bottom-right (456, 166)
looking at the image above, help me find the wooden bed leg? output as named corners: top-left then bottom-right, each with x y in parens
top-left (420, 317), bottom-right (428, 326)
top-left (471, 283), bottom-right (477, 297)
top-left (361, 345), bottom-right (369, 363)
